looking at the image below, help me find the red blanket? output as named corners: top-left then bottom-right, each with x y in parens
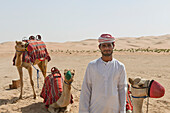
top-left (40, 73), bottom-right (63, 108)
top-left (126, 84), bottom-right (133, 111)
top-left (13, 40), bottom-right (51, 65)
top-left (25, 40), bottom-right (51, 63)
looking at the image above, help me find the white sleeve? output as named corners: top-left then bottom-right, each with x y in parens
top-left (79, 64), bottom-right (92, 113)
top-left (118, 64), bottom-right (127, 113)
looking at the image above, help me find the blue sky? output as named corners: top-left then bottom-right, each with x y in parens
top-left (0, 0), bottom-right (170, 42)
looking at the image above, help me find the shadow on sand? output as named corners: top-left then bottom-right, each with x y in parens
top-left (0, 97), bottom-right (19, 106)
top-left (21, 102), bottom-right (49, 113)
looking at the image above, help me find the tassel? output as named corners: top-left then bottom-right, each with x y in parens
top-left (37, 69), bottom-right (40, 88)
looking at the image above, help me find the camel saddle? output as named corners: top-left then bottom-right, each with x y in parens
top-left (13, 40), bottom-right (51, 65)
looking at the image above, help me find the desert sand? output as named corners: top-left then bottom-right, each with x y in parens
top-left (0, 34), bottom-right (170, 113)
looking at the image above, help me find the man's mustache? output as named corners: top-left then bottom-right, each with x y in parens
top-left (103, 50), bottom-right (112, 52)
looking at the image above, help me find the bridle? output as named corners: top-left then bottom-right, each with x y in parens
top-left (63, 72), bottom-right (81, 91)
top-left (64, 80), bottom-right (73, 85)
top-left (131, 80), bottom-right (150, 98)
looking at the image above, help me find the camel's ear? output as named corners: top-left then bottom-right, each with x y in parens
top-left (129, 78), bottom-right (134, 85)
top-left (138, 79), bottom-right (145, 86)
top-left (134, 77), bottom-right (141, 83)
top-left (16, 41), bottom-right (18, 45)
top-left (64, 69), bottom-right (68, 74)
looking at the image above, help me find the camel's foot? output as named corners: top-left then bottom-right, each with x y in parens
top-left (64, 104), bottom-right (71, 113)
top-left (33, 94), bottom-right (36, 99)
top-left (48, 106), bottom-right (60, 113)
top-left (59, 107), bottom-right (67, 113)
top-left (19, 95), bottom-right (22, 99)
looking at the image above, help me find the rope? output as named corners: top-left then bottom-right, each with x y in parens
top-left (37, 69), bottom-right (39, 88)
top-left (71, 84), bottom-right (81, 91)
top-left (146, 80), bottom-right (150, 113)
top-left (29, 61), bottom-right (41, 88)
top-left (146, 97), bottom-right (149, 113)
top-left (29, 62), bottom-right (52, 88)
top-left (26, 53), bottom-right (51, 88)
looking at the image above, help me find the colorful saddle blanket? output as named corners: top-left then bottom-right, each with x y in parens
top-left (13, 40), bottom-right (51, 65)
top-left (40, 72), bottom-right (63, 108)
top-left (126, 84), bottom-right (133, 112)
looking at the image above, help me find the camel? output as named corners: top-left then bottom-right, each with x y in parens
top-left (47, 69), bottom-right (75, 113)
top-left (128, 77), bottom-right (165, 113)
top-left (14, 41), bottom-right (49, 99)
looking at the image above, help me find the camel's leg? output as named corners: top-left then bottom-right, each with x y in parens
top-left (27, 66), bottom-right (36, 99)
top-left (38, 60), bottom-right (47, 78)
top-left (17, 66), bottom-right (23, 99)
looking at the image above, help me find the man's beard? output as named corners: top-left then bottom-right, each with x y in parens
top-left (101, 50), bottom-right (113, 56)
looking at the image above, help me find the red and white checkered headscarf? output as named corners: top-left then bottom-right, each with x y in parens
top-left (98, 34), bottom-right (115, 44)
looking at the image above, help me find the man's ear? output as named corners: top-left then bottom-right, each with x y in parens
top-left (98, 44), bottom-right (101, 50)
top-left (112, 42), bottom-right (115, 48)
top-left (129, 78), bottom-right (134, 85)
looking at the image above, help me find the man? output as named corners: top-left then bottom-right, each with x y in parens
top-left (79, 34), bottom-right (127, 113)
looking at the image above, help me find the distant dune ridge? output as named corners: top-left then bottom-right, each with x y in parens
top-left (1, 34), bottom-right (170, 53)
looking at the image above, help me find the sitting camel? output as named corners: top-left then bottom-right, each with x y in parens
top-left (128, 77), bottom-right (165, 113)
top-left (14, 41), bottom-right (50, 99)
top-left (41, 68), bottom-right (75, 113)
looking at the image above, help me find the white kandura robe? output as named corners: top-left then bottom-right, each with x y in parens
top-left (79, 58), bottom-right (127, 113)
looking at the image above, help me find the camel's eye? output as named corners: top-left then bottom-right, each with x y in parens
top-left (21, 45), bottom-right (24, 47)
top-left (139, 84), bottom-right (144, 87)
top-left (71, 73), bottom-right (75, 76)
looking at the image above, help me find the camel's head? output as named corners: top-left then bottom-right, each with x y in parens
top-left (129, 77), bottom-right (149, 98)
top-left (129, 77), bottom-right (165, 98)
top-left (64, 69), bottom-right (75, 85)
top-left (129, 77), bottom-right (149, 89)
top-left (15, 41), bottom-right (27, 52)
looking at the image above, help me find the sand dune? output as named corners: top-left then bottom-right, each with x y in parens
top-left (0, 34), bottom-right (170, 113)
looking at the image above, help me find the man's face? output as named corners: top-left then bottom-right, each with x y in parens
top-left (99, 43), bottom-right (114, 56)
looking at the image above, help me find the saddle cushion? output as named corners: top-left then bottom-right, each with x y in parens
top-left (40, 73), bottom-right (63, 108)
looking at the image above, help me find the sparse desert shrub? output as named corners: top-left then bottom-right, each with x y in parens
top-left (50, 50), bottom-right (54, 53)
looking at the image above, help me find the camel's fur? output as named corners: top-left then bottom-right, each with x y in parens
top-left (48, 69), bottom-right (75, 113)
top-left (15, 41), bottom-right (48, 99)
top-left (129, 77), bottom-right (150, 113)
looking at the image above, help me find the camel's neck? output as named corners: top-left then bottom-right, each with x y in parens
top-left (132, 98), bottom-right (144, 113)
top-left (63, 82), bottom-right (71, 94)
top-left (15, 52), bottom-right (22, 66)
top-left (56, 81), bottom-right (71, 107)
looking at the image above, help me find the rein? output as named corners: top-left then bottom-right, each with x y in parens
top-left (64, 81), bottom-right (81, 91)
top-left (71, 84), bottom-right (81, 91)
